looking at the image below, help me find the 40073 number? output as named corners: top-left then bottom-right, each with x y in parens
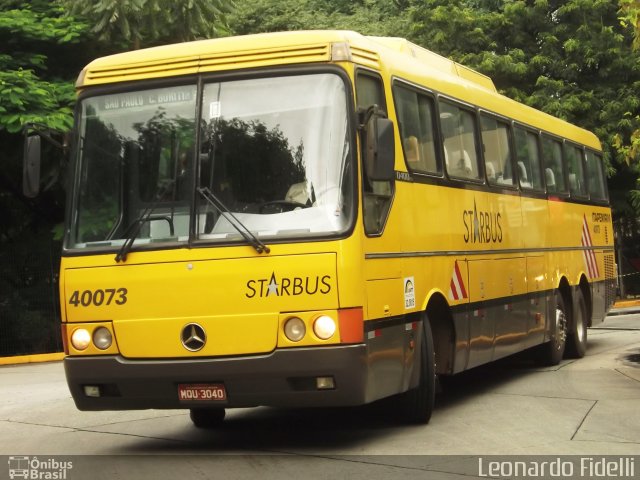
top-left (68, 288), bottom-right (128, 307)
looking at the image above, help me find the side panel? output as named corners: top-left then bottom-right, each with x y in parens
top-left (467, 257), bottom-right (528, 367)
top-left (525, 255), bottom-right (547, 347)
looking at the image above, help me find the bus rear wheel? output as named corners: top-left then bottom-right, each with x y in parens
top-left (190, 407), bottom-right (226, 428)
top-left (399, 317), bottom-right (436, 424)
top-left (565, 289), bottom-right (588, 358)
top-left (536, 291), bottom-right (567, 366)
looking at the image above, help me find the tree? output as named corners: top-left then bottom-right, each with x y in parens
top-left (229, 0), bottom-right (411, 37)
top-left (0, 1), bottom-right (93, 355)
top-left (620, 0), bottom-right (640, 49)
top-left (0, 0), bottom-right (91, 238)
top-left (0, 1), bottom-right (88, 134)
top-left (62, 0), bottom-right (236, 50)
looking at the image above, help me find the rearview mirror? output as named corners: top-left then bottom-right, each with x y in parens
top-left (23, 135), bottom-right (41, 198)
top-left (364, 115), bottom-right (395, 182)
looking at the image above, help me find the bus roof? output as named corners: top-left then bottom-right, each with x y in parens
top-left (77, 30), bottom-right (601, 150)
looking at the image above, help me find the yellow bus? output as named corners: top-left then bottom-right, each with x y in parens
top-left (24, 30), bottom-right (616, 426)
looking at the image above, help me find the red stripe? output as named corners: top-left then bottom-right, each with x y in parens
top-left (449, 279), bottom-right (459, 300)
top-left (581, 215), bottom-right (599, 278)
top-left (454, 261), bottom-right (467, 298)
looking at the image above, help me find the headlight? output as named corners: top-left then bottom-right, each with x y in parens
top-left (313, 315), bottom-right (336, 340)
top-left (71, 328), bottom-right (91, 351)
top-left (284, 317), bottom-right (306, 342)
top-left (93, 327), bottom-right (113, 350)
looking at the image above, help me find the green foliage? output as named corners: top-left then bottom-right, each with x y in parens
top-left (62, 0), bottom-right (236, 50)
top-left (229, 0), bottom-right (411, 37)
top-left (0, 3), bottom-right (88, 134)
top-left (0, 5), bottom-right (86, 45)
top-left (620, 0), bottom-right (640, 49)
top-left (0, 69), bottom-right (74, 133)
top-left (618, 0), bottom-right (640, 207)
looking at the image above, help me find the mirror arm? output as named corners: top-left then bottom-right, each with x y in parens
top-left (357, 104), bottom-right (387, 130)
top-left (22, 122), bottom-right (67, 150)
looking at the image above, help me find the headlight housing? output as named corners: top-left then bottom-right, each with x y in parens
top-left (284, 317), bottom-right (306, 342)
top-left (93, 327), bottom-right (113, 350)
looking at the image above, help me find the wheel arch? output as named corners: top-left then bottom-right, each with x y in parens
top-left (556, 275), bottom-right (573, 328)
top-left (423, 291), bottom-right (456, 375)
top-left (578, 274), bottom-right (593, 327)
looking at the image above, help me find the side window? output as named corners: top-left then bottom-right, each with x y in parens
top-left (514, 126), bottom-right (543, 190)
top-left (440, 101), bottom-right (480, 181)
top-left (356, 72), bottom-right (393, 235)
top-left (357, 74), bottom-right (385, 109)
top-left (480, 115), bottom-right (514, 187)
top-left (541, 136), bottom-right (567, 194)
top-left (565, 144), bottom-right (587, 197)
top-left (585, 150), bottom-right (608, 201)
top-left (394, 84), bottom-right (439, 175)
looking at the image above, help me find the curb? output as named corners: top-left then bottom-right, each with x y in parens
top-left (0, 352), bottom-right (64, 366)
top-left (613, 300), bottom-right (640, 309)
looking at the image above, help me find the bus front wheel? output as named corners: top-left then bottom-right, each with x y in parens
top-left (565, 289), bottom-right (588, 358)
top-left (400, 317), bottom-right (436, 424)
top-left (190, 407), bottom-right (226, 428)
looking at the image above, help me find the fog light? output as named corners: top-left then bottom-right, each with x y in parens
top-left (84, 385), bottom-right (101, 398)
top-left (284, 317), bottom-right (306, 342)
top-left (71, 329), bottom-right (91, 351)
top-left (313, 315), bottom-right (336, 340)
top-left (93, 327), bottom-right (113, 350)
top-left (316, 376), bottom-right (335, 390)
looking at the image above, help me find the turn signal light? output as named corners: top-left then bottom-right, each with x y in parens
top-left (71, 329), bottom-right (91, 351)
top-left (313, 315), bottom-right (336, 340)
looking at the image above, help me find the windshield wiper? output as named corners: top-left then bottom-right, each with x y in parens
top-left (197, 186), bottom-right (270, 254)
top-left (114, 183), bottom-right (175, 263)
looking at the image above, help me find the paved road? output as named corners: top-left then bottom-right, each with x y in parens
top-left (1, 312), bottom-right (639, 478)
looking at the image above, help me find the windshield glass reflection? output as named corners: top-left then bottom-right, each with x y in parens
top-left (69, 73), bottom-right (352, 251)
top-left (73, 85), bottom-right (197, 248)
top-left (198, 74), bottom-right (352, 241)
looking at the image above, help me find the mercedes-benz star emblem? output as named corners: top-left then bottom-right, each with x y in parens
top-left (181, 323), bottom-right (206, 352)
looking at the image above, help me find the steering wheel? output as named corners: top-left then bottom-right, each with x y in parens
top-left (259, 200), bottom-right (308, 214)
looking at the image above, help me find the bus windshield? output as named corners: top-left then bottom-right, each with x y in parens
top-left (69, 73), bottom-right (353, 251)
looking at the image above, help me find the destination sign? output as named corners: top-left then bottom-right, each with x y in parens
top-left (100, 88), bottom-right (194, 111)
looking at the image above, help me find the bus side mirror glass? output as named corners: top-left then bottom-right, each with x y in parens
top-left (365, 116), bottom-right (395, 182)
top-left (23, 135), bottom-right (41, 198)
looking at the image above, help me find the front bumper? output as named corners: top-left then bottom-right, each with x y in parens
top-left (64, 344), bottom-right (368, 410)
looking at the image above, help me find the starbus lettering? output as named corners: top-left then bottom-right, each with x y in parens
top-left (463, 199), bottom-right (502, 244)
top-left (245, 272), bottom-right (332, 298)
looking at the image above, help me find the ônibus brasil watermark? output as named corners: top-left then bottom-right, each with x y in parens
top-left (7, 456), bottom-right (72, 480)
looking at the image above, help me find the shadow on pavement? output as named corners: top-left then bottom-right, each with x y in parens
top-left (120, 353), bottom-right (546, 454)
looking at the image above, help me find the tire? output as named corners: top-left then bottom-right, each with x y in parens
top-left (399, 317), bottom-right (436, 424)
top-left (536, 291), bottom-right (567, 366)
top-left (190, 407), bottom-right (226, 428)
top-left (565, 289), bottom-right (588, 358)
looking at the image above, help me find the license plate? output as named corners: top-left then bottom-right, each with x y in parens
top-left (178, 384), bottom-right (227, 402)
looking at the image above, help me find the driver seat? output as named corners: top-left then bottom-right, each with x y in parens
top-left (285, 182), bottom-right (313, 206)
